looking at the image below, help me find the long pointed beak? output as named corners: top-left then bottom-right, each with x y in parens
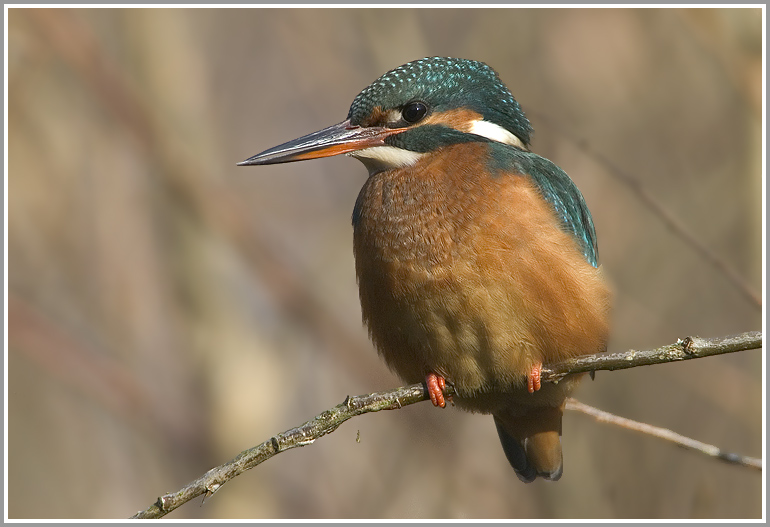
top-left (237, 119), bottom-right (407, 166)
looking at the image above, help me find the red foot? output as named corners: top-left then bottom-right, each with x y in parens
top-left (426, 373), bottom-right (449, 408)
top-left (527, 362), bottom-right (542, 394)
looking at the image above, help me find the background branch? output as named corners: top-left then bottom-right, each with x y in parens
top-left (565, 399), bottom-right (762, 470)
top-left (130, 330), bottom-right (762, 519)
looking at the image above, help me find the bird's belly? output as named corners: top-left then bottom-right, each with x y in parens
top-left (356, 254), bottom-right (589, 415)
top-left (356, 253), bottom-right (539, 395)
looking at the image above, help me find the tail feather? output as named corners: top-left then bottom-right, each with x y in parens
top-left (494, 417), bottom-right (539, 482)
top-left (493, 405), bottom-right (564, 482)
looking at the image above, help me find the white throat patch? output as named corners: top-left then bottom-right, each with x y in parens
top-left (349, 146), bottom-right (425, 175)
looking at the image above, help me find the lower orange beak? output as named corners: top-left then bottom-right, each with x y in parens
top-left (238, 119), bottom-right (407, 166)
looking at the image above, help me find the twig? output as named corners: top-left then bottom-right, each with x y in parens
top-left (130, 330), bottom-right (762, 519)
top-left (565, 398), bottom-right (762, 471)
top-left (130, 385), bottom-right (428, 519)
top-left (540, 331), bottom-right (763, 383)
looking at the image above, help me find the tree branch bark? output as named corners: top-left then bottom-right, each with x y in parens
top-left (540, 331), bottom-right (762, 382)
top-left (130, 330), bottom-right (762, 519)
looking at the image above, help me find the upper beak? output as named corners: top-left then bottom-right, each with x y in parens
top-left (237, 119), bottom-right (407, 166)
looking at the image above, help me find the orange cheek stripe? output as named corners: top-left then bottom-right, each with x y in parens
top-left (422, 108), bottom-right (484, 133)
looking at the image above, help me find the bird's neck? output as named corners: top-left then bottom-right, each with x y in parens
top-left (352, 143), bottom-right (493, 266)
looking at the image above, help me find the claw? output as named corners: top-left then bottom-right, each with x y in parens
top-left (527, 362), bottom-right (542, 393)
top-left (426, 372), bottom-right (448, 408)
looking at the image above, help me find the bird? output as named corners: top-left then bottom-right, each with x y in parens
top-left (238, 57), bottom-right (611, 482)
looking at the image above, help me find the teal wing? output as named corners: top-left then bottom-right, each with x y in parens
top-left (489, 144), bottom-right (599, 268)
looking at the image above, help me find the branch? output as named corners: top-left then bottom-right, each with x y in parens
top-left (130, 331), bottom-right (762, 519)
top-left (130, 385), bottom-right (428, 519)
top-left (540, 331), bottom-right (762, 383)
top-left (565, 399), bottom-right (762, 470)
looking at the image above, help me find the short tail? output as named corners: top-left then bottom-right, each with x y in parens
top-left (493, 405), bottom-right (564, 483)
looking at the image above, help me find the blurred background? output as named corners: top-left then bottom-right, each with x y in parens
top-left (7, 7), bottom-right (763, 520)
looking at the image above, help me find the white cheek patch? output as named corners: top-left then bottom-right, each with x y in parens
top-left (349, 146), bottom-right (424, 171)
top-left (469, 119), bottom-right (526, 149)
top-left (384, 109), bottom-right (402, 123)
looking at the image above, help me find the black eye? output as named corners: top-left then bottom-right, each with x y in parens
top-left (402, 101), bottom-right (428, 124)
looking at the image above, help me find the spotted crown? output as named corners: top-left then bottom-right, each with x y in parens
top-left (347, 57), bottom-right (532, 146)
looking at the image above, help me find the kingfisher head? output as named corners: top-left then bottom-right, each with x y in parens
top-left (238, 57), bottom-right (533, 174)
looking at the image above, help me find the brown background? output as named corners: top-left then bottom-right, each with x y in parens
top-left (7, 7), bottom-right (763, 520)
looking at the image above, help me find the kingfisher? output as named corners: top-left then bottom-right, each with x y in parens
top-left (239, 57), bottom-right (610, 482)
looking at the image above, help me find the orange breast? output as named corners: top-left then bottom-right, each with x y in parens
top-left (352, 142), bottom-right (610, 408)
